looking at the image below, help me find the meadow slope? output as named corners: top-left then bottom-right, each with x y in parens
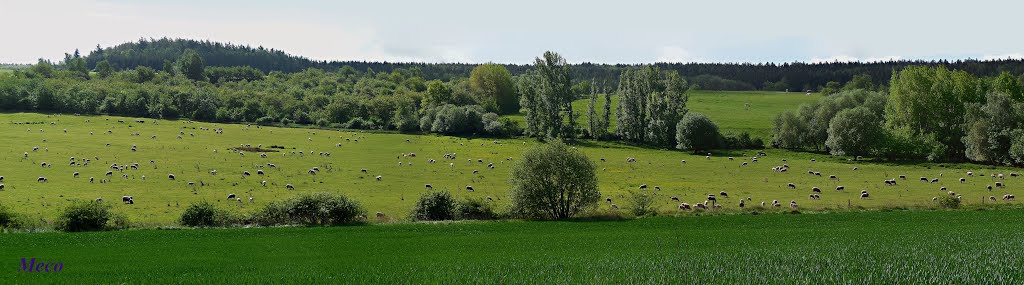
top-left (0, 111), bottom-right (1020, 225)
top-left (503, 90), bottom-right (822, 139)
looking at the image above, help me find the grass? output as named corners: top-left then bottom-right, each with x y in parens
top-left (0, 111), bottom-right (1020, 226)
top-left (3, 208), bottom-right (1024, 283)
top-left (507, 90), bottom-right (822, 140)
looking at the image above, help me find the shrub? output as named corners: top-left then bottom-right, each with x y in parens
top-left (412, 191), bottom-right (457, 221)
top-left (280, 118), bottom-right (294, 126)
top-left (0, 204), bottom-right (19, 229)
top-left (180, 201), bottom-right (233, 227)
top-left (457, 198), bottom-right (496, 220)
top-left (343, 117), bottom-right (376, 130)
top-left (315, 118), bottom-right (330, 127)
top-left (255, 116), bottom-right (276, 126)
top-left (252, 193), bottom-right (365, 226)
top-left (250, 201), bottom-right (292, 226)
top-left (57, 200), bottom-right (115, 232)
top-left (509, 141), bottom-right (600, 219)
top-left (628, 191), bottom-right (657, 217)
top-left (676, 112), bottom-right (721, 152)
top-left (937, 196), bottom-right (961, 209)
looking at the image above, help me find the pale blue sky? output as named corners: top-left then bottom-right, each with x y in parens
top-left (3, 0), bottom-right (1022, 64)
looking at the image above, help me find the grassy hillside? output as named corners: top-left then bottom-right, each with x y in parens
top-left (0, 112), bottom-right (1020, 225)
top-left (3, 209), bottom-right (1023, 283)
top-left (508, 90), bottom-right (821, 140)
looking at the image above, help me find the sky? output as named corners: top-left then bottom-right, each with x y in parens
top-left (3, 0), bottom-right (1023, 64)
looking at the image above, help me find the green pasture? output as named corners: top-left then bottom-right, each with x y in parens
top-left (0, 112), bottom-right (1020, 226)
top-left (3, 209), bottom-right (1023, 283)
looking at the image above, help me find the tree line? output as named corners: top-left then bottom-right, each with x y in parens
top-left (78, 38), bottom-right (1024, 91)
top-left (773, 67), bottom-right (1024, 165)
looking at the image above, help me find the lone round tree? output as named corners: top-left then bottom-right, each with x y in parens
top-left (509, 142), bottom-right (600, 219)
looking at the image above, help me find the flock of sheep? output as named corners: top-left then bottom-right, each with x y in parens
top-left (1, 115), bottom-right (1021, 221)
top-left (1, 116), bottom-right (518, 220)
top-left (602, 152), bottom-right (1019, 212)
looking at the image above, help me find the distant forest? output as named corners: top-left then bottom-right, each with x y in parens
top-left (79, 38), bottom-right (1024, 91)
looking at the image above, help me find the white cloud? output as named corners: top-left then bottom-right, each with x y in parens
top-left (655, 46), bottom-right (703, 63)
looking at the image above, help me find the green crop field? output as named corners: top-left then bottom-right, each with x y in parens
top-left (507, 90), bottom-right (821, 140)
top-left (0, 110), bottom-right (1020, 226)
top-left (4, 209), bottom-right (1024, 283)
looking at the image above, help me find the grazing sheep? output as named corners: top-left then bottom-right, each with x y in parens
top-left (307, 169), bottom-right (316, 175)
top-left (639, 184), bottom-right (648, 190)
top-left (967, 171), bottom-right (974, 176)
top-left (0, 184), bottom-right (4, 190)
top-left (606, 198), bottom-right (613, 203)
top-left (680, 160), bottom-right (686, 164)
top-left (286, 184), bottom-right (295, 190)
top-left (122, 196), bottom-right (134, 204)
top-left (988, 185), bottom-right (994, 191)
top-left (836, 186), bottom-right (845, 191)
top-left (243, 171), bottom-right (251, 176)
top-left (73, 172), bottom-right (79, 178)
top-left (425, 184), bottom-right (432, 189)
top-left (261, 180), bottom-right (267, 187)
top-left (947, 191), bottom-right (955, 196)
top-left (931, 178), bottom-right (939, 183)
top-left (707, 195), bottom-right (717, 204)
top-left (376, 175), bottom-right (382, 181)
top-left (990, 196), bottom-right (997, 202)
top-left (940, 187), bottom-right (947, 191)
top-left (95, 197), bottom-right (102, 202)
top-left (920, 177), bottom-right (928, 182)
top-left (852, 167), bottom-right (858, 171)
top-left (89, 177), bottom-right (94, 183)
top-left (473, 170), bottom-right (479, 174)
top-left (761, 201), bottom-right (766, 207)
top-left (812, 187), bottom-right (821, 193)
top-left (1011, 173), bottom-right (1019, 177)
top-left (670, 196), bottom-right (679, 202)
top-left (719, 191), bottom-right (728, 198)
top-left (0, 176), bottom-right (3, 182)
top-left (996, 182), bottom-right (1004, 188)
top-left (37, 177), bottom-right (47, 182)
top-left (361, 168), bottom-right (368, 173)
top-left (860, 190), bottom-right (869, 199)
top-left (899, 175), bottom-right (907, 180)
top-left (376, 212), bottom-right (385, 218)
top-left (790, 201), bottom-right (798, 209)
top-left (188, 182), bottom-right (196, 187)
top-left (787, 183), bottom-right (796, 189)
top-left (487, 196), bottom-right (494, 201)
top-left (678, 203), bottom-right (691, 210)
top-left (466, 185), bottom-right (475, 192)
top-left (739, 200), bottom-right (745, 208)
top-left (257, 170), bottom-right (264, 175)
top-left (227, 193), bottom-right (236, 200)
top-left (168, 174), bottom-right (175, 180)
top-left (829, 175), bottom-right (837, 180)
